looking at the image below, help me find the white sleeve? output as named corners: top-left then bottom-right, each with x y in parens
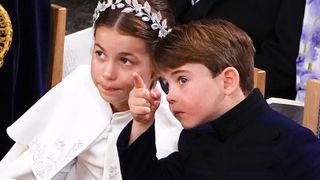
top-left (1, 143), bottom-right (28, 163)
top-left (0, 143), bottom-right (35, 179)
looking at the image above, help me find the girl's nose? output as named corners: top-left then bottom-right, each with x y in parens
top-left (102, 61), bottom-right (117, 80)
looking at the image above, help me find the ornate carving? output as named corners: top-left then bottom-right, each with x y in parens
top-left (0, 4), bottom-right (13, 68)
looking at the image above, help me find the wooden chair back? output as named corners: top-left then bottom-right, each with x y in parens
top-left (302, 79), bottom-right (320, 135)
top-left (49, 3), bottom-right (66, 88)
top-left (253, 67), bottom-right (266, 97)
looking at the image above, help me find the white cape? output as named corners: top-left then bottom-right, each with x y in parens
top-left (0, 65), bottom-right (182, 180)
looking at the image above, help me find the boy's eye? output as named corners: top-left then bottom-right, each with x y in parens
top-left (121, 57), bottom-right (133, 65)
top-left (178, 76), bottom-right (188, 85)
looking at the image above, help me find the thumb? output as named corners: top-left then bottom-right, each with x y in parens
top-left (150, 88), bottom-right (162, 111)
top-left (150, 88), bottom-right (161, 100)
top-left (132, 72), bottom-right (146, 89)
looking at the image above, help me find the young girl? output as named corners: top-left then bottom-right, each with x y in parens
top-left (0, 0), bottom-right (182, 179)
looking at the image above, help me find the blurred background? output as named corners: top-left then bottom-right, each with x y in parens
top-left (51, 0), bottom-right (98, 34)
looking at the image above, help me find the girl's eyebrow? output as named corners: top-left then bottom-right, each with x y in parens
top-left (94, 43), bottom-right (106, 52)
top-left (119, 52), bottom-right (134, 56)
top-left (94, 43), bottom-right (135, 56)
top-left (93, 43), bottom-right (140, 61)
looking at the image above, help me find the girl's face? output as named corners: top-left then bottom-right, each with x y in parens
top-left (161, 63), bottom-right (227, 129)
top-left (91, 26), bottom-right (155, 112)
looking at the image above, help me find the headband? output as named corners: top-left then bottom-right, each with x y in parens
top-left (92, 0), bottom-right (172, 38)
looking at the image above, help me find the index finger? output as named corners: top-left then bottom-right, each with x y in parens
top-left (132, 72), bottom-right (146, 88)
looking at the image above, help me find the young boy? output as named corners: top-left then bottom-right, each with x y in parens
top-left (117, 19), bottom-right (320, 179)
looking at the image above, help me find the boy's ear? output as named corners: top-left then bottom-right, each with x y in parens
top-left (222, 67), bottom-right (240, 95)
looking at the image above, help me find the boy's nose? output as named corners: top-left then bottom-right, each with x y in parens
top-left (166, 91), bottom-right (176, 104)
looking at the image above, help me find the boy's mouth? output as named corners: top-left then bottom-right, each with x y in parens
top-left (173, 110), bottom-right (184, 118)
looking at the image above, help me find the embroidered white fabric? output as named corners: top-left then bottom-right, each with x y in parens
top-left (30, 139), bottom-right (84, 179)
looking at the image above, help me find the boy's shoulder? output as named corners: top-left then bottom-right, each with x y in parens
top-left (251, 104), bottom-right (318, 146)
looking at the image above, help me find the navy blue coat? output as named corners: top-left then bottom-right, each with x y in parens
top-left (117, 89), bottom-right (320, 180)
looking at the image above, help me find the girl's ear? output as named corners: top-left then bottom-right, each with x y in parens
top-left (222, 67), bottom-right (240, 95)
top-left (151, 71), bottom-right (159, 80)
top-left (149, 71), bottom-right (160, 89)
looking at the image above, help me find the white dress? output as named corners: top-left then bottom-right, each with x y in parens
top-left (0, 65), bottom-right (182, 180)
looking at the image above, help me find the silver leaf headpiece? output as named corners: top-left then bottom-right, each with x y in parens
top-left (92, 0), bottom-right (172, 38)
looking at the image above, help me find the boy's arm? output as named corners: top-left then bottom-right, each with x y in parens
top-left (116, 73), bottom-right (184, 180)
top-left (130, 119), bottom-right (154, 144)
top-left (117, 120), bottom-right (184, 180)
top-left (117, 120), bottom-right (157, 180)
top-left (128, 72), bottom-right (161, 144)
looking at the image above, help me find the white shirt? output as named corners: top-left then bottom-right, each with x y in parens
top-left (75, 111), bottom-right (131, 180)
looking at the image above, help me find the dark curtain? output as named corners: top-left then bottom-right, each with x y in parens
top-left (0, 0), bottom-right (51, 158)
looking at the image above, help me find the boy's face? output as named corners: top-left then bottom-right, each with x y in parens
top-left (161, 63), bottom-right (227, 129)
top-left (91, 26), bottom-right (155, 112)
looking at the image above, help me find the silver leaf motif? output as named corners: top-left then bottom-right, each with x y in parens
top-left (142, 16), bottom-right (150, 21)
top-left (92, 0), bottom-right (172, 38)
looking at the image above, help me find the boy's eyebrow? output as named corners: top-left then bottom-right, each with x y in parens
top-left (170, 69), bottom-right (189, 76)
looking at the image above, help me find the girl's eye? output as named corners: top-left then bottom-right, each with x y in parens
top-left (95, 50), bottom-right (106, 59)
top-left (121, 57), bottom-right (133, 65)
top-left (178, 76), bottom-right (188, 85)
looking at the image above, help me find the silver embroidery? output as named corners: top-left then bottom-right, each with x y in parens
top-left (30, 139), bottom-right (83, 179)
top-left (108, 165), bottom-right (119, 180)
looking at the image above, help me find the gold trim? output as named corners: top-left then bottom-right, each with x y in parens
top-left (0, 4), bottom-right (13, 68)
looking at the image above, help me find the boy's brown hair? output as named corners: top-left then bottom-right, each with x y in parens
top-left (153, 19), bottom-right (255, 95)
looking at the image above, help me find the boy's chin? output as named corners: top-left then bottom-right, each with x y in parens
top-left (180, 120), bottom-right (200, 129)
